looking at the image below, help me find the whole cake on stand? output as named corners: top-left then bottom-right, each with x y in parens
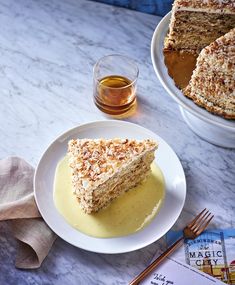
top-left (163, 0), bottom-right (235, 120)
top-left (151, 0), bottom-right (235, 147)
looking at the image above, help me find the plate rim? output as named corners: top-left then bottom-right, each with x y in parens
top-left (34, 120), bottom-right (186, 254)
top-left (151, 12), bottom-right (235, 131)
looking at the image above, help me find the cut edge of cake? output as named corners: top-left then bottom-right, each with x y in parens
top-left (164, 0), bottom-right (235, 53)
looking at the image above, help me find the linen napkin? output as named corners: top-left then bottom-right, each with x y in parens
top-left (0, 157), bottom-right (57, 269)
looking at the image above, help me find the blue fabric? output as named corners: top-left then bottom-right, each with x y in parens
top-left (91, 0), bottom-right (173, 16)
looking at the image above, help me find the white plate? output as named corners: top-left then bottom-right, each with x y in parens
top-left (151, 12), bottom-right (235, 133)
top-left (34, 120), bottom-right (186, 254)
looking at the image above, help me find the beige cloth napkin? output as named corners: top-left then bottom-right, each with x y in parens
top-left (0, 157), bottom-right (57, 269)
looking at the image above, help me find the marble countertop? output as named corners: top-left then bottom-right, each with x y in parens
top-left (0, 0), bottom-right (234, 284)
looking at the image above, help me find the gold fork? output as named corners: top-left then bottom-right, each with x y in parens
top-left (129, 208), bottom-right (214, 285)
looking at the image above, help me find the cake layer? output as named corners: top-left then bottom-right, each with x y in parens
top-left (164, 11), bottom-right (235, 52)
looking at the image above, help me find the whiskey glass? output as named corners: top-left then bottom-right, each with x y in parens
top-left (93, 54), bottom-right (139, 116)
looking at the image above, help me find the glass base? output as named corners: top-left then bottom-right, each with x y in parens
top-left (94, 97), bottom-right (137, 119)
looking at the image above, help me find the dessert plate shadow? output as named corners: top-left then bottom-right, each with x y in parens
top-left (34, 120), bottom-right (186, 254)
top-left (151, 13), bottom-right (235, 148)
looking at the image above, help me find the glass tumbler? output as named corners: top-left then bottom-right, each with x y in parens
top-left (93, 54), bottom-right (139, 116)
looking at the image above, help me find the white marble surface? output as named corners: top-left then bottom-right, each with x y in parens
top-left (0, 0), bottom-right (234, 284)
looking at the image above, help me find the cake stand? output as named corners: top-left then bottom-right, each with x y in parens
top-left (151, 13), bottom-right (235, 148)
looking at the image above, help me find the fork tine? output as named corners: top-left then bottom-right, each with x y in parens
top-left (192, 211), bottom-right (212, 232)
top-left (187, 208), bottom-right (207, 228)
top-left (196, 214), bottom-right (214, 235)
top-left (191, 209), bottom-right (210, 231)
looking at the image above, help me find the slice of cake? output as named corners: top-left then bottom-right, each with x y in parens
top-left (184, 28), bottom-right (235, 119)
top-left (164, 0), bottom-right (235, 53)
top-left (68, 138), bottom-right (158, 214)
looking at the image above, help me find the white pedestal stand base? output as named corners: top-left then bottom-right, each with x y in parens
top-left (179, 106), bottom-right (235, 149)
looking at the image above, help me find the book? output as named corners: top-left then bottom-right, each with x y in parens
top-left (167, 229), bottom-right (235, 284)
top-left (140, 254), bottom-right (225, 285)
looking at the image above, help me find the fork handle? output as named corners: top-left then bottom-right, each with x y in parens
top-left (129, 237), bottom-right (184, 285)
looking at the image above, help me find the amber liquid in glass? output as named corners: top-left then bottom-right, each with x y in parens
top-left (94, 75), bottom-right (136, 115)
